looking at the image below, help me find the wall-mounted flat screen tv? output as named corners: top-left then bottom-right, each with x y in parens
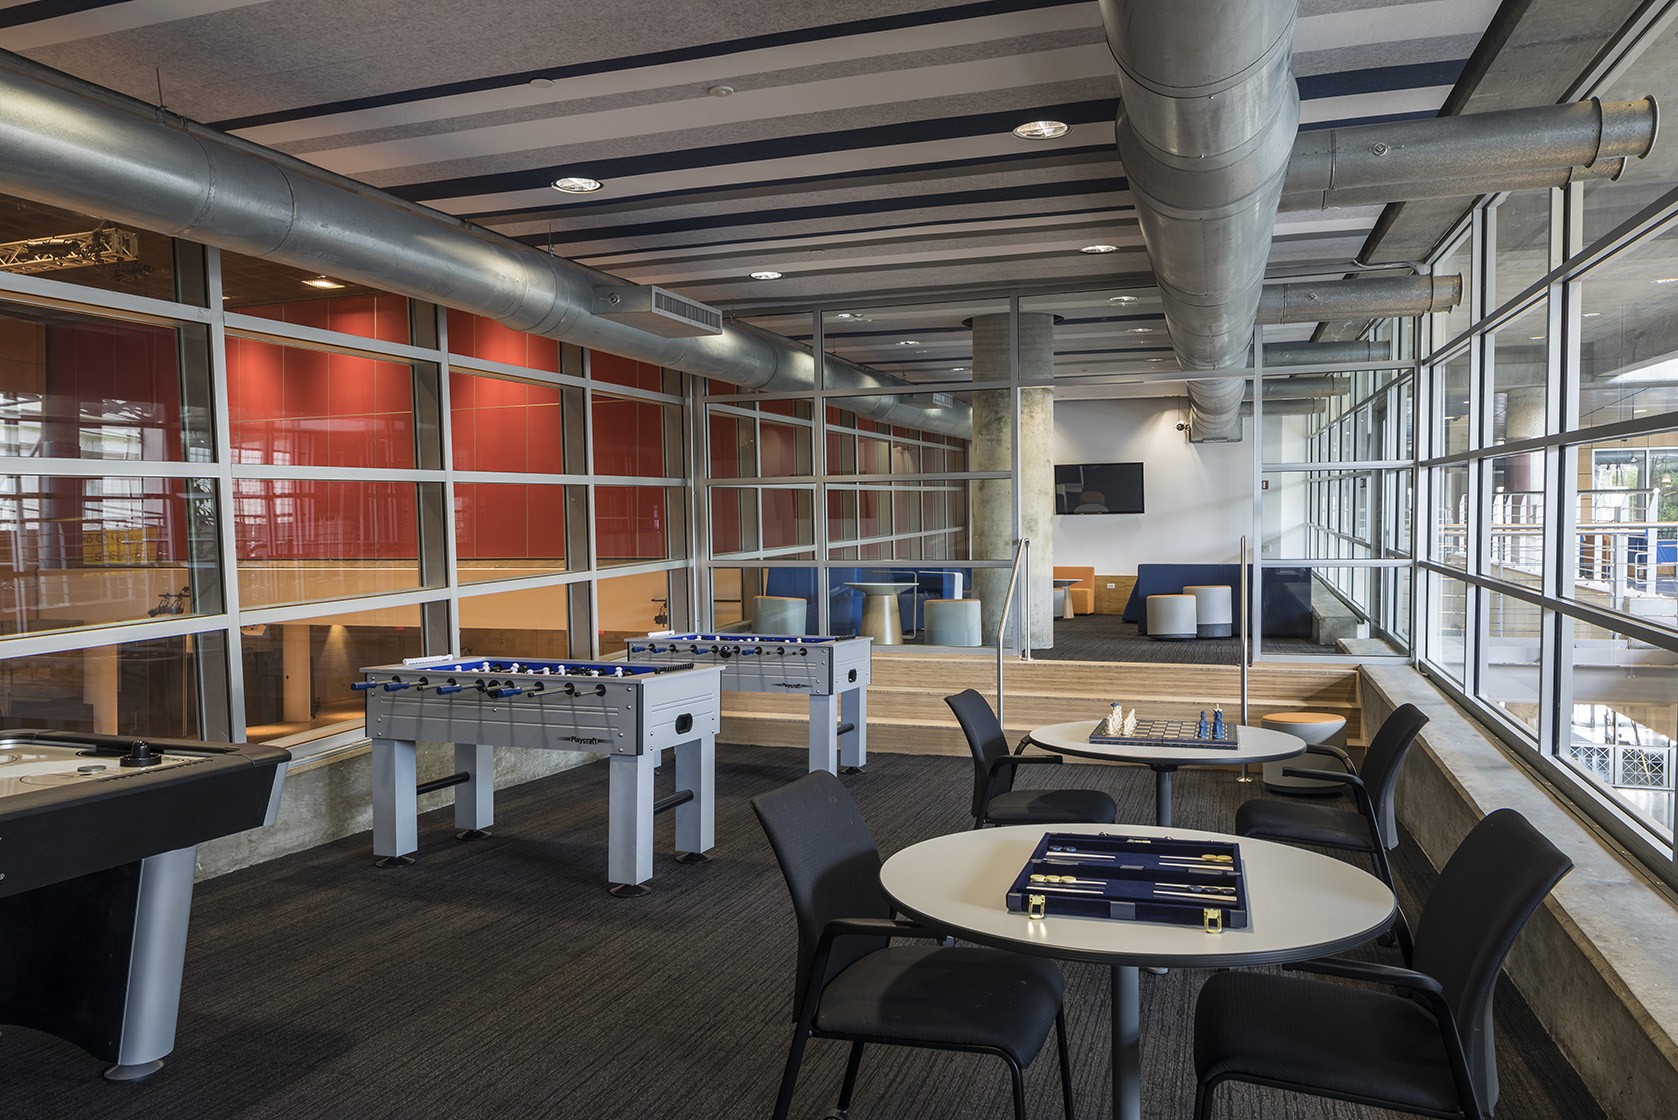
top-left (1055, 462), bottom-right (1144, 514)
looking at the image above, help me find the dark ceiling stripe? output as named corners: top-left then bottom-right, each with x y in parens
top-left (390, 100), bottom-right (1117, 203)
top-left (0, 0), bottom-right (122, 30)
top-left (521, 181), bottom-right (1132, 248)
top-left (1295, 58), bottom-right (1467, 100)
top-left (460, 147), bottom-right (1119, 223)
top-left (208, 0), bottom-right (1084, 131)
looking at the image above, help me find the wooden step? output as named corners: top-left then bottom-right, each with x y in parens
top-left (721, 650), bottom-right (1364, 754)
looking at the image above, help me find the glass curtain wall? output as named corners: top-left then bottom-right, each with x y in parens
top-left (701, 299), bottom-right (1003, 647)
top-left (1417, 14), bottom-right (1678, 883)
top-left (1259, 337), bottom-right (1417, 657)
top-left (0, 192), bottom-right (689, 749)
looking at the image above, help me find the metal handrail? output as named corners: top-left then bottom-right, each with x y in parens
top-left (996, 537), bottom-right (1029, 731)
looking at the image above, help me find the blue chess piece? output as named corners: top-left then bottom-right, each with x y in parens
top-left (1212, 707), bottom-right (1225, 739)
top-left (1197, 710), bottom-right (1208, 739)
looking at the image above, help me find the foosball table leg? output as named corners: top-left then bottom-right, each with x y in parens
top-left (372, 738), bottom-right (419, 867)
top-left (672, 734), bottom-right (715, 863)
top-left (838, 687), bottom-right (867, 774)
top-left (607, 750), bottom-right (657, 896)
top-left (807, 693), bottom-right (839, 775)
top-left (452, 742), bottom-right (495, 841)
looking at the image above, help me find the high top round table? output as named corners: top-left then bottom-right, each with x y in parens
top-left (881, 823), bottom-right (1396, 1120)
top-left (844, 582), bottom-right (915, 645)
top-left (1053, 577), bottom-right (1082, 620)
top-left (1027, 720), bottom-right (1305, 826)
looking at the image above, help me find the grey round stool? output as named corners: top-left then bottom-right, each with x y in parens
top-left (924, 598), bottom-right (982, 646)
top-left (1145, 593), bottom-right (1197, 640)
top-left (1183, 584), bottom-right (1233, 638)
top-left (1261, 711), bottom-right (1349, 794)
top-left (752, 595), bottom-right (807, 636)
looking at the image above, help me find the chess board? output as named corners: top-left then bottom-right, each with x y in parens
top-left (1088, 716), bottom-right (1238, 750)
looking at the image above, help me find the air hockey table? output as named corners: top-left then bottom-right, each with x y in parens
top-left (623, 633), bottom-right (872, 774)
top-left (357, 656), bottom-right (723, 896)
top-left (0, 730), bottom-right (289, 1081)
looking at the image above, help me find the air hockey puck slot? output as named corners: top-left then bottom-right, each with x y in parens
top-left (848, 669), bottom-right (858, 683)
top-left (675, 713), bottom-right (694, 735)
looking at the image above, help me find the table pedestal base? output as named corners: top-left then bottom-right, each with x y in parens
top-left (1151, 765), bottom-right (1175, 827)
top-left (1113, 964), bottom-right (1141, 1120)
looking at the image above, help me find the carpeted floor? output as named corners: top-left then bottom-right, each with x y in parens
top-left (1038, 614), bottom-right (1340, 663)
top-left (0, 747), bottom-right (1603, 1120)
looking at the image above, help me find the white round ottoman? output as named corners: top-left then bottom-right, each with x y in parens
top-left (1183, 584), bottom-right (1233, 638)
top-left (1145, 593), bottom-right (1198, 641)
top-left (752, 595), bottom-right (807, 636)
top-left (925, 598), bottom-right (982, 646)
top-left (1261, 711), bottom-right (1349, 794)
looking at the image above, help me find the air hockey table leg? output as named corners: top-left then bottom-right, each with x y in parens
top-left (607, 750), bottom-right (657, 896)
top-left (453, 742), bottom-right (495, 840)
top-left (106, 846), bottom-right (198, 1081)
top-left (372, 737), bottom-right (418, 867)
top-left (673, 734), bottom-right (715, 864)
top-left (839, 686), bottom-right (867, 773)
top-left (807, 693), bottom-right (839, 775)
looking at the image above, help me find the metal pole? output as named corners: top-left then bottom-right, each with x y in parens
top-left (1237, 534), bottom-right (1255, 782)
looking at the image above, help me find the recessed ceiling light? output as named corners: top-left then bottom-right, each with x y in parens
top-left (1109, 295), bottom-right (1140, 304)
top-left (1583, 311), bottom-right (1604, 318)
top-left (529, 77), bottom-right (555, 88)
top-left (1126, 326), bottom-right (1154, 334)
top-left (950, 365), bottom-right (969, 371)
top-left (832, 312), bottom-right (870, 322)
top-left (1635, 408), bottom-right (1648, 413)
top-left (896, 340), bottom-right (922, 347)
top-left (708, 85), bottom-right (735, 97)
top-left (1145, 358), bottom-right (1165, 363)
top-left (1012, 120), bottom-right (1069, 140)
top-left (302, 276), bottom-right (345, 289)
top-left (749, 270), bottom-right (782, 280)
top-left (1528, 335), bottom-right (1546, 341)
top-left (552, 176), bottom-right (603, 193)
top-left (1080, 244), bottom-right (1119, 254)
top-left (1653, 277), bottom-right (1678, 285)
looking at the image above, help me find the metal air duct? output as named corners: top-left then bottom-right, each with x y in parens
top-left (1284, 97), bottom-right (1658, 202)
top-left (1261, 340), bottom-right (1388, 366)
top-left (1280, 158), bottom-right (1626, 212)
top-left (1258, 275), bottom-right (1461, 323)
top-left (1099, 0), bottom-right (1300, 449)
top-left (0, 53), bottom-right (970, 437)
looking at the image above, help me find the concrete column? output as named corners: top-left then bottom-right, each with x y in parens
top-left (970, 312), bottom-right (1055, 649)
top-left (83, 644), bottom-right (118, 734)
top-left (1503, 387), bottom-right (1546, 492)
top-left (282, 623), bottom-right (314, 723)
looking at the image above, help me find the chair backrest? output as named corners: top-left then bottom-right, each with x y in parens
top-left (1359, 703), bottom-right (1429, 850)
top-left (1411, 808), bottom-right (1572, 1114)
top-left (944, 688), bottom-right (1014, 820)
top-left (751, 771), bottom-right (891, 1010)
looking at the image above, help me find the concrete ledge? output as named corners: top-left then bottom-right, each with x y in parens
top-left (1361, 664), bottom-right (1678, 1120)
top-left (196, 739), bottom-right (595, 879)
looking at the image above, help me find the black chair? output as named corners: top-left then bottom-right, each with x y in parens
top-left (1235, 702), bottom-right (1428, 955)
top-left (1192, 807), bottom-right (1573, 1120)
top-left (946, 689), bottom-right (1118, 828)
top-left (752, 771), bottom-right (1075, 1120)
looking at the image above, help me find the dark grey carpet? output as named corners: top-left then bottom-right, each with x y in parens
top-left (0, 747), bottom-right (1603, 1120)
top-left (1038, 614), bottom-right (1336, 663)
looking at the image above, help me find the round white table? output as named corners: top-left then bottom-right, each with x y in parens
top-left (844, 582), bottom-right (915, 645)
top-left (1053, 577), bottom-right (1082, 620)
top-left (1027, 720), bottom-right (1305, 826)
top-left (881, 822), bottom-right (1396, 1120)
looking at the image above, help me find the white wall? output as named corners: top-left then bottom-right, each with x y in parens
top-left (1052, 396), bottom-right (1253, 573)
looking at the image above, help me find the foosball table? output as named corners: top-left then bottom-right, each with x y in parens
top-left (623, 633), bottom-right (872, 773)
top-left (0, 730), bottom-right (289, 1080)
top-left (356, 656), bottom-right (724, 895)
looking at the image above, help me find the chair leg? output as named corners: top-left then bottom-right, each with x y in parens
top-left (1193, 1080), bottom-right (1213, 1120)
top-left (771, 1028), bottom-right (810, 1120)
top-left (836, 1041), bottom-right (865, 1115)
top-left (1007, 1057), bottom-right (1027, 1120)
top-left (1055, 1007), bottom-right (1075, 1120)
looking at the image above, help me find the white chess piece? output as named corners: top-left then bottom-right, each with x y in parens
top-left (1122, 710), bottom-right (1138, 737)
